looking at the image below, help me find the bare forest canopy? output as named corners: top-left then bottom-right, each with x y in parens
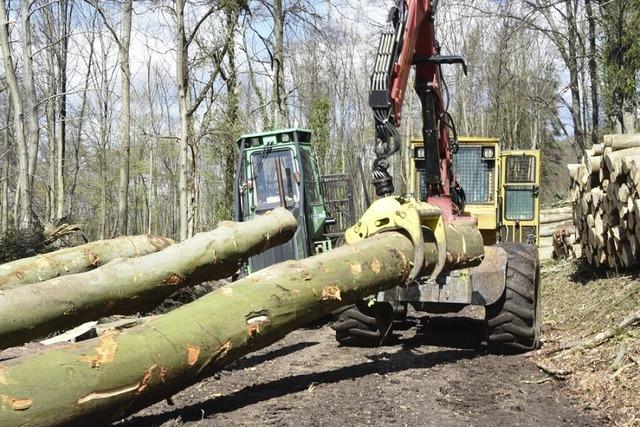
top-left (0, 0), bottom-right (638, 245)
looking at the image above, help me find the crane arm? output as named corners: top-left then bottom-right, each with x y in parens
top-left (369, 0), bottom-right (467, 220)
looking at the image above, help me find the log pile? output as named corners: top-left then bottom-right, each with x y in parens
top-left (0, 209), bottom-right (298, 349)
top-left (568, 134), bottom-right (640, 268)
top-left (0, 198), bottom-right (491, 425)
top-left (0, 231), bottom-right (417, 427)
top-left (538, 205), bottom-right (578, 260)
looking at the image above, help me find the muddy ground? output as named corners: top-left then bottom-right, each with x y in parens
top-left (122, 312), bottom-right (602, 427)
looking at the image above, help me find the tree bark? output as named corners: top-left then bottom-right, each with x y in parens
top-left (0, 231), bottom-right (414, 427)
top-left (585, 0), bottom-right (599, 146)
top-left (0, 208), bottom-right (297, 349)
top-left (1, 98), bottom-right (10, 233)
top-left (20, 1), bottom-right (40, 200)
top-left (223, 5), bottom-right (240, 220)
top-left (273, 0), bottom-right (287, 126)
top-left (176, 0), bottom-right (190, 241)
top-left (117, 0), bottom-right (133, 235)
top-left (0, 234), bottom-right (174, 288)
top-left (563, 0), bottom-right (584, 151)
top-left (56, 0), bottom-right (71, 220)
top-left (41, 0), bottom-right (58, 222)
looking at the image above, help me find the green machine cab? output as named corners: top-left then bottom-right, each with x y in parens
top-left (234, 128), bottom-right (354, 273)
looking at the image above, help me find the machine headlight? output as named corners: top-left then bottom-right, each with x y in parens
top-left (415, 147), bottom-right (425, 159)
top-left (482, 146), bottom-right (495, 159)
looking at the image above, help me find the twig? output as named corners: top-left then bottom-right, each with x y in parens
top-left (521, 377), bottom-right (553, 384)
top-left (535, 361), bottom-right (573, 379)
top-left (533, 309), bottom-right (640, 357)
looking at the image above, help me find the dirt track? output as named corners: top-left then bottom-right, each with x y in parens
top-left (122, 313), bottom-right (602, 427)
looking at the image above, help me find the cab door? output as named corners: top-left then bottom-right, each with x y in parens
top-left (500, 150), bottom-right (541, 245)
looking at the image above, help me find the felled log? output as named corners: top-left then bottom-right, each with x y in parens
top-left (0, 208), bottom-right (297, 349)
top-left (0, 235), bottom-right (174, 288)
top-left (540, 220), bottom-right (573, 238)
top-left (603, 134), bottom-right (640, 151)
top-left (604, 148), bottom-right (640, 182)
top-left (569, 135), bottom-right (640, 268)
top-left (540, 211), bottom-right (573, 225)
top-left (0, 231), bottom-right (420, 426)
top-left (567, 164), bottom-right (580, 181)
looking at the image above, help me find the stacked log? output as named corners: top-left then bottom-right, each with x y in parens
top-left (568, 134), bottom-right (640, 268)
top-left (538, 205), bottom-right (578, 260)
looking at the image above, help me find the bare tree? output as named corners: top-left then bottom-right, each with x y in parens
top-left (86, 0), bottom-right (133, 235)
top-left (174, 0), bottom-right (229, 240)
top-left (0, 0), bottom-right (32, 229)
top-left (1, 98), bottom-right (9, 233)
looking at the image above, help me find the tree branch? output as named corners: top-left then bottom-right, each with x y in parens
top-left (83, 0), bottom-right (121, 49)
top-left (185, 4), bottom-right (219, 48)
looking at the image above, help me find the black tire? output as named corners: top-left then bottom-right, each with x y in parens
top-left (485, 242), bottom-right (541, 354)
top-left (331, 300), bottom-right (394, 347)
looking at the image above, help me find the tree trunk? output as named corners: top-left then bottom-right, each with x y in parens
top-left (0, 231), bottom-right (414, 427)
top-left (224, 5), bottom-right (240, 220)
top-left (69, 24), bottom-right (95, 215)
top-left (585, 0), bottom-right (599, 146)
top-left (44, 47), bottom-right (56, 222)
top-left (0, 208), bottom-right (297, 349)
top-left (117, 0), bottom-right (133, 235)
top-left (564, 0), bottom-right (584, 151)
top-left (0, 234), bottom-right (174, 288)
top-left (98, 31), bottom-right (110, 240)
top-left (0, 111), bottom-right (8, 234)
top-left (0, 101), bottom-right (9, 233)
top-left (176, 0), bottom-right (190, 241)
top-left (273, 0), bottom-right (287, 126)
top-left (0, 1), bottom-right (31, 229)
top-left (20, 1), bottom-right (40, 202)
top-left (56, 0), bottom-right (70, 220)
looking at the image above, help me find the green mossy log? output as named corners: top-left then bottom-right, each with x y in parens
top-left (0, 232), bottom-right (414, 426)
top-left (0, 234), bottom-right (175, 288)
top-left (0, 208), bottom-right (297, 349)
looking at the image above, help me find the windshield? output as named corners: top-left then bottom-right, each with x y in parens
top-left (251, 149), bottom-right (299, 208)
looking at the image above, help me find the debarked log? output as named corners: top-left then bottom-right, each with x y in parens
top-left (0, 235), bottom-right (175, 288)
top-left (0, 208), bottom-right (297, 349)
top-left (0, 232), bottom-right (418, 426)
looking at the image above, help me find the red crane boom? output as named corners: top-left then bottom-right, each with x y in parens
top-left (368, 0), bottom-right (467, 222)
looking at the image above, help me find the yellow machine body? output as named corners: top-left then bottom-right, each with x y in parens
top-left (408, 137), bottom-right (541, 246)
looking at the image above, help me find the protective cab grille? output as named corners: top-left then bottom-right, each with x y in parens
top-left (452, 146), bottom-right (494, 204)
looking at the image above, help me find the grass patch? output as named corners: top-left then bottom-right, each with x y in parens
top-left (539, 259), bottom-right (640, 425)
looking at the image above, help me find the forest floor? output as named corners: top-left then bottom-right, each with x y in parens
top-left (120, 258), bottom-right (639, 427)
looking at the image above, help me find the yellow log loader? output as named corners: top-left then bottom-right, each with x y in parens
top-left (331, 0), bottom-right (542, 354)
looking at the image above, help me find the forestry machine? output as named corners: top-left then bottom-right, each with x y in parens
top-left (233, 128), bottom-right (356, 274)
top-left (331, 0), bottom-right (542, 354)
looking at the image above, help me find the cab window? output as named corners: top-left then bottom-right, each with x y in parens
top-left (251, 149), bottom-right (299, 208)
